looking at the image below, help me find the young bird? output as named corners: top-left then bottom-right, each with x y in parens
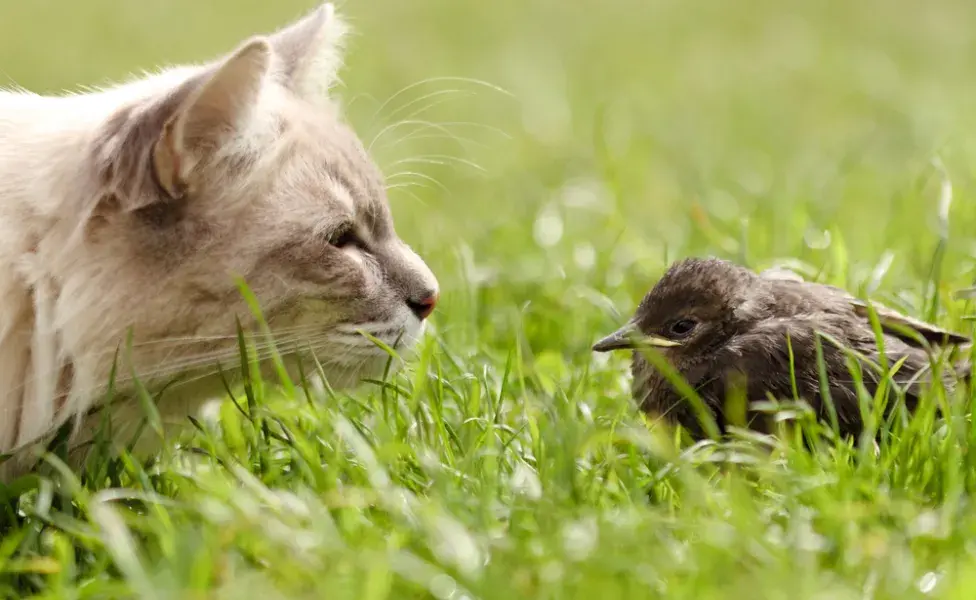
top-left (592, 257), bottom-right (970, 439)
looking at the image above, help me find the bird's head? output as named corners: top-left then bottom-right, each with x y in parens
top-left (593, 257), bottom-right (766, 361)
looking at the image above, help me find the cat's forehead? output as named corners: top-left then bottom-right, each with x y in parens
top-left (269, 112), bottom-right (391, 231)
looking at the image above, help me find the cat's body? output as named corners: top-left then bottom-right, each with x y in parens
top-left (0, 4), bottom-right (439, 479)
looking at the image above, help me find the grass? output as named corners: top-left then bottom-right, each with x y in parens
top-left (5, 0), bottom-right (976, 597)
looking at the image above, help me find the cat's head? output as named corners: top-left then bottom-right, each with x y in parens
top-left (59, 4), bottom-right (439, 392)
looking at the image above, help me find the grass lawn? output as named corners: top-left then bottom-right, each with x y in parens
top-left (5, 0), bottom-right (976, 597)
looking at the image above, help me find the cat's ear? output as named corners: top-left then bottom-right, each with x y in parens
top-left (269, 3), bottom-right (348, 104)
top-left (151, 38), bottom-right (271, 200)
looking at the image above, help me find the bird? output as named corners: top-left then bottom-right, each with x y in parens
top-left (592, 257), bottom-right (970, 440)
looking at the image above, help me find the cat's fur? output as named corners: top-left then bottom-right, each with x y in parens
top-left (0, 4), bottom-right (439, 479)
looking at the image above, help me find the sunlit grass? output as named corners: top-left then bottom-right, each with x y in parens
top-left (5, 0), bottom-right (976, 597)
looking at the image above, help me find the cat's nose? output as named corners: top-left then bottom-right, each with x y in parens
top-left (406, 290), bottom-right (439, 321)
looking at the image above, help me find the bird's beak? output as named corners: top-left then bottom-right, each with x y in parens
top-left (592, 323), bottom-right (682, 352)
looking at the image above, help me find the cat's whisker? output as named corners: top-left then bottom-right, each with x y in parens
top-left (388, 93), bottom-right (480, 135)
top-left (381, 120), bottom-right (512, 157)
top-left (342, 91), bottom-right (380, 115)
top-left (385, 171), bottom-right (448, 193)
top-left (120, 322), bottom-right (340, 355)
top-left (136, 334), bottom-right (340, 377)
top-left (380, 89), bottom-right (475, 125)
top-left (335, 324), bottom-right (390, 336)
top-left (326, 331), bottom-right (383, 342)
top-left (159, 348), bottom-right (383, 402)
top-left (368, 76), bottom-right (513, 128)
top-left (50, 319), bottom-right (337, 369)
top-left (385, 182), bottom-right (428, 191)
top-left (384, 177), bottom-right (432, 191)
top-left (435, 120), bottom-right (514, 138)
top-left (376, 134), bottom-right (480, 154)
top-left (137, 325), bottom-right (326, 348)
top-left (321, 340), bottom-right (387, 356)
top-left (265, 323), bottom-right (343, 336)
top-left (368, 119), bottom-right (480, 154)
top-left (0, 330), bottom-right (324, 415)
top-left (129, 334), bottom-right (247, 347)
top-left (384, 185), bottom-right (429, 206)
top-left (386, 154), bottom-right (487, 174)
top-left (90, 333), bottom-right (338, 387)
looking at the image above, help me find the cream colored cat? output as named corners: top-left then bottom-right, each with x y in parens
top-left (0, 4), bottom-right (439, 479)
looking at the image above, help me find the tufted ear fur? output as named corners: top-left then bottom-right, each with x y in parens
top-left (88, 7), bottom-right (342, 221)
top-left (268, 3), bottom-right (348, 105)
top-left (151, 38), bottom-right (271, 201)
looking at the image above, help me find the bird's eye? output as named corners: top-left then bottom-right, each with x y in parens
top-left (329, 224), bottom-right (362, 249)
top-left (668, 318), bottom-right (697, 337)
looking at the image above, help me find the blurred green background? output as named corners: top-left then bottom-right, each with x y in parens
top-left (6, 0), bottom-right (976, 349)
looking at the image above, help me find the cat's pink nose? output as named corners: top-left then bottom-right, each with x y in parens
top-left (407, 292), bottom-right (439, 321)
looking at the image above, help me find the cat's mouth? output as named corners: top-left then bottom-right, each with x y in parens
top-left (331, 318), bottom-right (426, 360)
top-left (272, 311), bottom-right (427, 386)
top-left (119, 307), bottom-right (428, 397)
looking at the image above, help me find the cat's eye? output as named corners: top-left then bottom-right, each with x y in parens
top-left (668, 318), bottom-right (697, 338)
top-left (329, 224), bottom-right (362, 249)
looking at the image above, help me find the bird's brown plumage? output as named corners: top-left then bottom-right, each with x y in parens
top-left (593, 257), bottom-right (970, 439)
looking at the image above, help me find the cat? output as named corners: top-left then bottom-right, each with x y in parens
top-left (0, 3), bottom-right (439, 480)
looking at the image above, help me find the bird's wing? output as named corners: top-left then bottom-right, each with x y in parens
top-left (694, 316), bottom-right (859, 433)
top-left (694, 315), bottom-right (954, 436)
top-left (846, 298), bottom-right (970, 346)
top-left (760, 267), bottom-right (969, 347)
top-left (758, 266), bottom-right (806, 283)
